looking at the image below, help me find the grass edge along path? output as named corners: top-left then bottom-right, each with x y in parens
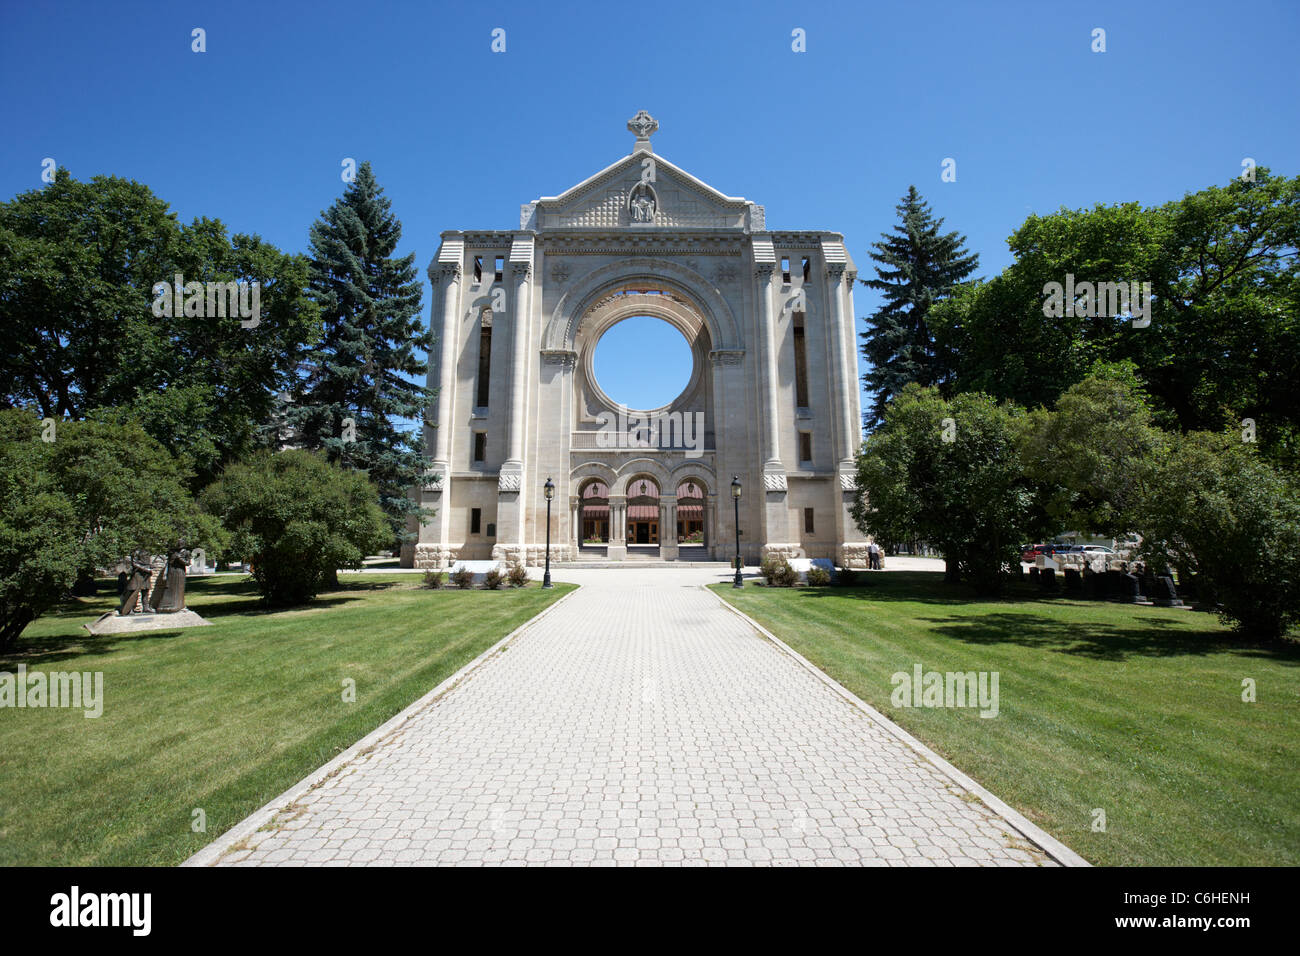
top-left (0, 574), bottom-right (575, 866)
top-left (712, 572), bottom-right (1299, 867)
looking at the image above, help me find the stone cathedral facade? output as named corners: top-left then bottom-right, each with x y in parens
top-left (403, 112), bottom-right (869, 569)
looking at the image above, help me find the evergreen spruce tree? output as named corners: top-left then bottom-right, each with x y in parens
top-left (287, 161), bottom-right (433, 545)
top-left (860, 186), bottom-right (979, 427)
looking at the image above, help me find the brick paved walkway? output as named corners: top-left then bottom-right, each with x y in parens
top-left (193, 568), bottom-right (1062, 866)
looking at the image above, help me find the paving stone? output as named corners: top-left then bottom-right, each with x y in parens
top-left (210, 568), bottom-right (1056, 867)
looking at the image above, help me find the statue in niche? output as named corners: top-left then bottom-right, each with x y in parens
top-left (628, 183), bottom-right (656, 223)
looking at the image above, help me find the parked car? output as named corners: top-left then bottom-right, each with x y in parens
top-left (1081, 544), bottom-right (1115, 554)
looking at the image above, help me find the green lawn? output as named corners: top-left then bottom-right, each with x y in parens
top-left (713, 572), bottom-right (1299, 866)
top-left (0, 574), bottom-right (574, 866)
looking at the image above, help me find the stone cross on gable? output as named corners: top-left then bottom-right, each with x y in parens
top-left (627, 110), bottom-right (658, 152)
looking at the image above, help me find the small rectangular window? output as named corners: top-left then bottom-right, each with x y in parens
top-left (799, 432), bottom-right (812, 463)
top-left (486, 522), bottom-right (496, 538)
top-left (473, 431), bottom-right (487, 462)
top-left (780, 257), bottom-right (791, 283)
top-left (471, 508), bottom-right (482, 535)
top-left (494, 256), bottom-right (504, 282)
top-left (804, 507), bottom-right (815, 534)
top-left (802, 256), bottom-right (811, 282)
top-left (473, 256), bottom-right (483, 283)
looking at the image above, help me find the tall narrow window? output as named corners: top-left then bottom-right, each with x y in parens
top-left (473, 431), bottom-right (487, 463)
top-left (802, 256), bottom-right (811, 282)
top-left (471, 508), bottom-right (482, 534)
top-left (476, 313), bottom-right (492, 408)
top-left (793, 314), bottom-right (810, 409)
top-left (473, 256), bottom-right (483, 283)
top-left (780, 257), bottom-right (791, 284)
top-left (494, 256), bottom-right (504, 283)
top-left (804, 507), bottom-right (815, 534)
top-left (799, 432), bottom-right (813, 464)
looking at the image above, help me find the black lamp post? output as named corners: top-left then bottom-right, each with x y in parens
top-left (731, 475), bottom-right (743, 588)
top-left (543, 477), bottom-right (555, 589)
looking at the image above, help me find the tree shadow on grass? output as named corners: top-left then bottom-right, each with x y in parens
top-left (4, 578), bottom-right (381, 668)
top-left (796, 571), bottom-right (1075, 606)
top-left (915, 611), bottom-right (1300, 664)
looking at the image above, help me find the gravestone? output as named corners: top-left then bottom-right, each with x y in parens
top-left (1153, 575), bottom-right (1184, 607)
top-left (1117, 572), bottom-right (1149, 604)
top-left (1041, 567), bottom-right (1058, 590)
top-left (1063, 567), bottom-right (1083, 593)
top-left (1028, 566), bottom-right (1040, 585)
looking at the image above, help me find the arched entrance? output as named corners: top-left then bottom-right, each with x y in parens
top-left (675, 479), bottom-right (707, 558)
top-left (578, 479), bottom-right (610, 555)
top-left (626, 477), bottom-right (661, 555)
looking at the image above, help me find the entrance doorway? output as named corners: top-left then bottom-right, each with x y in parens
top-left (626, 477), bottom-right (660, 557)
top-left (579, 480), bottom-right (609, 554)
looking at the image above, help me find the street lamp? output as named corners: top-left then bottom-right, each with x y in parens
top-left (543, 477), bottom-right (555, 589)
top-left (731, 475), bottom-right (743, 588)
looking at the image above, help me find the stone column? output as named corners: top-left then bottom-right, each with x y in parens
top-left (608, 495), bottom-right (627, 560)
top-left (494, 259), bottom-right (531, 559)
top-left (660, 495), bottom-right (678, 560)
top-left (569, 496), bottom-right (580, 555)
top-left (432, 262), bottom-right (462, 466)
top-left (755, 263), bottom-right (781, 468)
top-left (828, 263), bottom-right (867, 566)
top-left (704, 493), bottom-right (715, 555)
top-left (826, 263), bottom-right (858, 466)
top-left (506, 261), bottom-right (531, 465)
top-left (409, 260), bottom-right (462, 568)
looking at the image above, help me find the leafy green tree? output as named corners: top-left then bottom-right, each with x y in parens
top-left (1019, 362), bottom-right (1168, 537)
top-left (931, 170), bottom-right (1300, 465)
top-left (859, 186), bottom-right (979, 427)
top-left (0, 410), bottom-right (222, 651)
top-left (200, 450), bottom-right (389, 606)
top-left (1136, 432), bottom-right (1300, 640)
top-left (0, 169), bottom-right (321, 489)
top-left (285, 162), bottom-right (432, 544)
top-left (851, 385), bottom-right (1046, 594)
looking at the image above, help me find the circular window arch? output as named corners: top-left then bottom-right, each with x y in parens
top-left (591, 314), bottom-right (696, 413)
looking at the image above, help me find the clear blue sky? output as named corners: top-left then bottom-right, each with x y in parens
top-left (3, 0), bottom-right (1296, 413)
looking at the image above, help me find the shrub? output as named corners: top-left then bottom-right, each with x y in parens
top-left (422, 569), bottom-right (444, 589)
top-left (200, 450), bottom-right (388, 606)
top-left (805, 566), bottom-right (831, 586)
top-left (484, 565), bottom-right (505, 590)
top-left (760, 555), bottom-right (798, 587)
top-left (506, 560), bottom-right (529, 588)
top-left (1137, 432), bottom-right (1300, 640)
top-left (450, 566), bottom-right (474, 589)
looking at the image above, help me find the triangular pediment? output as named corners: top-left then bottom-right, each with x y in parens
top-left (521, 151), bottom-right (763, 232)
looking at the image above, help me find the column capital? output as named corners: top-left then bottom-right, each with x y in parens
top-left (429, 261), bottom-right (463, 286)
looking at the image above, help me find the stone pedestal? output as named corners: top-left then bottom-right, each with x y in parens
top-left (86, 609), bottom-right (211, 636)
